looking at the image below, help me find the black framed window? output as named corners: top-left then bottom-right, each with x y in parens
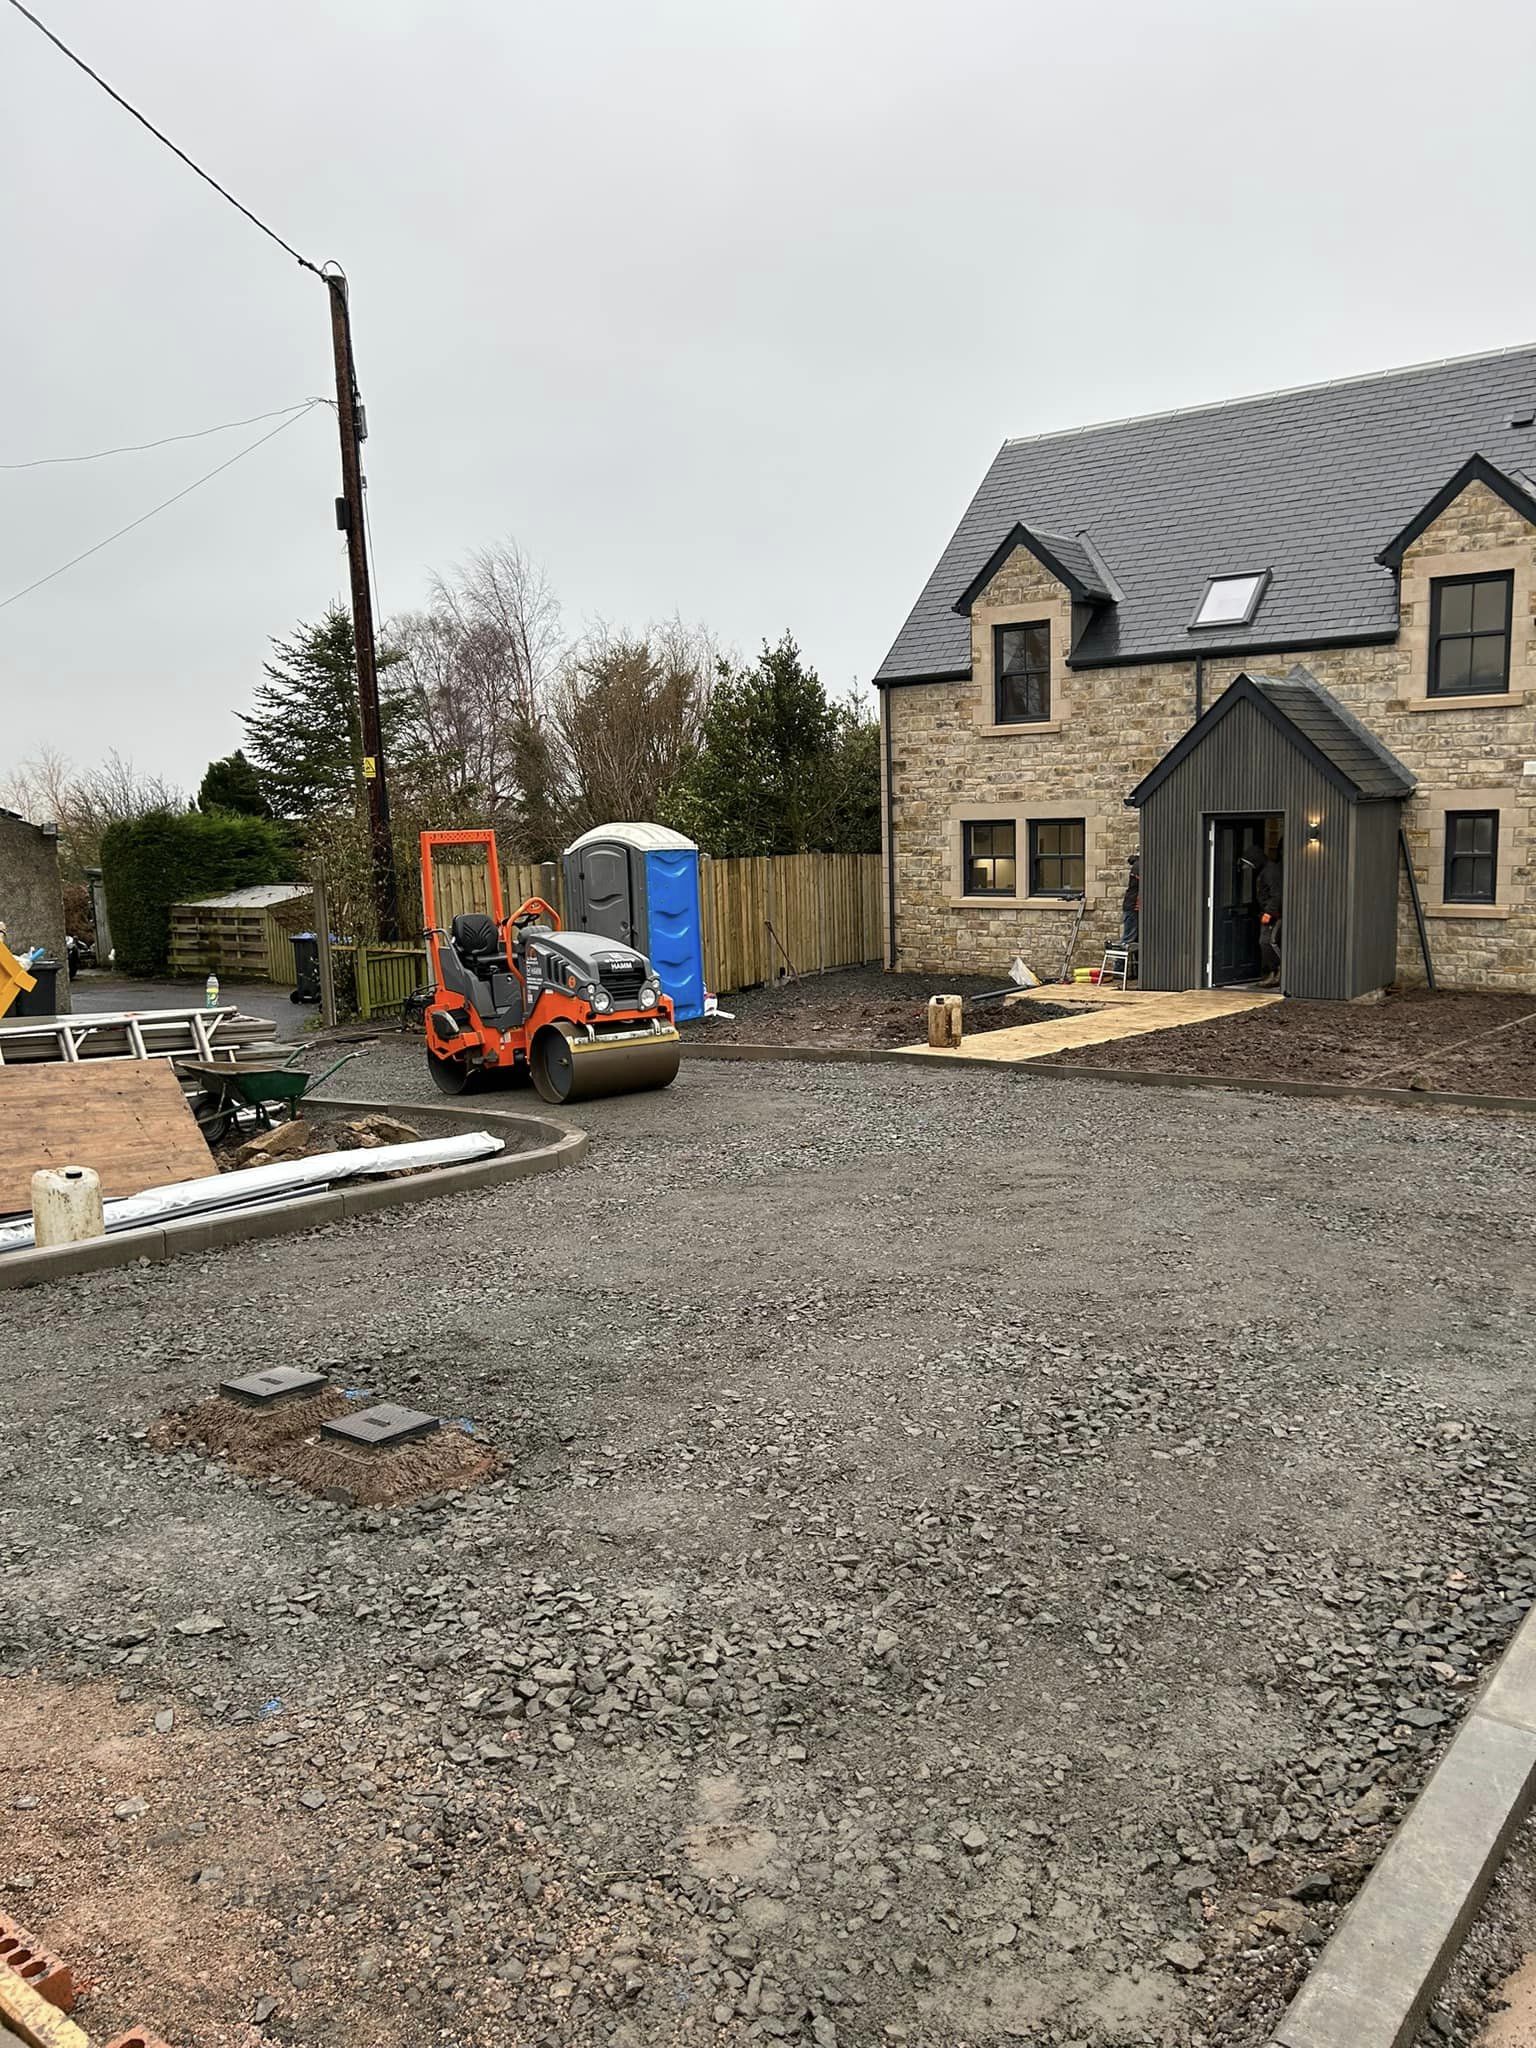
top-left (1028, 818), bottom-right (1085, 897)
top-left (1429, 573), bottom-right (1513, 696)
top-left (994, 622), bottom-right (1050, 724)
top-left (963, 820), bottom-right (1016, 896)
top-left (1444, 810), bottom-right (1499, 905)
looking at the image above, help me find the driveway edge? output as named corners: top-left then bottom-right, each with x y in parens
top-left (677, 1042), bottom-right (1536, 1115)
top-left (1269, 1599), bottom-right (1536, 2048)
top-left (0, 1099), bottom-right (586, 1292)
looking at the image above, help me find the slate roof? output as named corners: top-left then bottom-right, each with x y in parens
top-left (1127, 667), bottom-right (1417, 808)
top-left (877, 344), bottom-right (1536, 682)
top-left (1250, 670), bottom-right (1416, 798)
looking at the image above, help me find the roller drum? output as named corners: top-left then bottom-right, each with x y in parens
top-left (533, 1024), bottom-right (681, 1105)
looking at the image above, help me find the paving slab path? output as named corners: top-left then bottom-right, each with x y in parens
top-left (902, 984), bottom-right (1280, 1063)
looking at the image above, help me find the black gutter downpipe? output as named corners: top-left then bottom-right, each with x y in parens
top-left (882, 685), bottom-right (897, 970)
top-left (1194, 653), bottom-right (1205, 724)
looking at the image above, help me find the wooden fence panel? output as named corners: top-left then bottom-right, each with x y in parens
top-left (699, 853), bottom-right (881, 992)
top-left (232, 850), bottom-right (881, 1002)
top-left (423, 856), bottom-right (563, 931)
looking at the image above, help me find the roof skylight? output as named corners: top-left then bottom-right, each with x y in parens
top-left (1191, 571), bottom-right (1270, 629)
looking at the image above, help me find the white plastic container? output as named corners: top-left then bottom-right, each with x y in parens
top-left (31, 1165), bottom-right (106, 1247)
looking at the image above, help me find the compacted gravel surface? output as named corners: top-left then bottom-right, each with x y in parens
top-left (4, 1050), bottom-right (1536, 2048)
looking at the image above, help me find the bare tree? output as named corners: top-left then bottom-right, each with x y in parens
top-left (388, 539), bottom-right (564, 819)
top-left (437, 542), bottom-right (564, 723)
top-left (518, 618), bottom-right (716, 851)
top-left (1, 747), bottom-right (182, 878)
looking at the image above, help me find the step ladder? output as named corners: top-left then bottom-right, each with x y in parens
top-left (1098, 944), bottom-right (1135, 992)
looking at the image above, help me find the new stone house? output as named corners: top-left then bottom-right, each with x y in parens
top-left (875, 345), bottom-right (1536, 996)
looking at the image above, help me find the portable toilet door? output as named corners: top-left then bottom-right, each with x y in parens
top-left (563, 823), bottom-right (706, 1021)
top-left (574, 841), bottom-right (635, 945)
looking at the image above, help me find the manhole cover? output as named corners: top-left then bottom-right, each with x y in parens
top-left (220, 1367), bottom-right (332, 1407)
top-left (320, 1403), bottom-right (441, 1451)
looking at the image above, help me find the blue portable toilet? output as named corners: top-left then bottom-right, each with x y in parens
top-left (562, 823), bottom-right (706, 1021)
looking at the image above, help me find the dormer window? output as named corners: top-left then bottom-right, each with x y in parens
top-left (993, 622), bottom-right (1051, 724)
top-left (1191, 570), bottom-right (1270, 630)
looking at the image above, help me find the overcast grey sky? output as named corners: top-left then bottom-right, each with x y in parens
top-left (4, 0), bottom-right (1534, 790)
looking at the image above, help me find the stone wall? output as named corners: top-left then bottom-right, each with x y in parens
top-left (0, 812), bottom-right (70, 1012)
top-left (886, 482), bottom-right (1536, 989)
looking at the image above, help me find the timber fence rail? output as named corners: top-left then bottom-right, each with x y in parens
top-left (262, 851), bottom-right (883, 1017)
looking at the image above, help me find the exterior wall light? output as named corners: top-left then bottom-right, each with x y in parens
top-left (1306, 820), bottom-right (1322, 846)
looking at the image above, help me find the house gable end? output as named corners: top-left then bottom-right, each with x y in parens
top-left (953, 523), bottom-right (1115, 613)
top-left (1377, 455), bottom-right (1536, 568)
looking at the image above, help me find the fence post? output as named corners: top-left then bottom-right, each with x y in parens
top-left (357, 946), bottom-right (376, 1021)
top-left (312, 874), bottom-right (338, 1029)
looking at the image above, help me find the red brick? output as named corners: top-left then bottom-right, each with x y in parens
top-left (0, 1912), bottom-right (75, 2013)
top-left (103, 2034), bottom-right (175, 2048)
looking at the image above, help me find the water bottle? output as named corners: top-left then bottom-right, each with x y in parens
top-left (205, 973), bottom-right (220, 1009)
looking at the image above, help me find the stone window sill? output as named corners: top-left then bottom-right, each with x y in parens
top-left (978, 719), bottom-right (1065, 736)
top-left (948, 894), bottom-right (1088, 913)
top-left (1405, 691), bottom-right (1526, 713)
top-left (1425, 903), bottom-right (1510, 920)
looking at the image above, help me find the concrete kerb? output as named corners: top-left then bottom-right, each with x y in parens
top-left (677, 1042), bottom-right (1536, 1117)
top-left (0, 1098), bottom-right (587, 1292)
top-left (1268, 1596), bottom-right (1536, 2048)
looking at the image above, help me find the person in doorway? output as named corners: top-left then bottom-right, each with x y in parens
top-left (1257, 841), bottom-right (1283, 986)
top-left (1120, 854), bottom-right (1140, 951)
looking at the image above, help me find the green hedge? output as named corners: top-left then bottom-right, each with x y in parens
top-left (102, 810), bottom-right (297, 975)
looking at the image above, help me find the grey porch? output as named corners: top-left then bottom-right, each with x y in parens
top-left (1128, 669), bottom-right (1415, 1001)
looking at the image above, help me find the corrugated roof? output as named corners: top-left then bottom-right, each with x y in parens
top-left (877, 343), bottom-right (1536, 681)
top-left (184, 884), bottom-right (310, 910)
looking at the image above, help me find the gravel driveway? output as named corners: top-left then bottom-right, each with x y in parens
top-left (4, 1050), bottom-right (1536, 2048)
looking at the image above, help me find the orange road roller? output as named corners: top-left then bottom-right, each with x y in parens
top-left (420, 829), bottom-right (682, 1105)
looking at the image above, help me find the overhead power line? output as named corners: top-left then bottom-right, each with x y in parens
top-left (1, 399), bottom-right (331, 470)
top-left (0, 400), bottom-right (324, 612)
top-left (4, 0), bottom-right (322, 276)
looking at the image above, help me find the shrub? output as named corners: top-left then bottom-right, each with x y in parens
top-left (101, 810), bottom-right (297, 975)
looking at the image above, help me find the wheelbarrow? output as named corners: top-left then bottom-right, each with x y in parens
top-left (177, 1047), bottom-right (361, 1144)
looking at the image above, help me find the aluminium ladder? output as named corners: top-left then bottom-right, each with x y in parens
top-left (0, 1005), bottom-right (244, 1067)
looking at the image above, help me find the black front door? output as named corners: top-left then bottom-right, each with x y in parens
top-left (1207, 816), bottom-right (1272, 985)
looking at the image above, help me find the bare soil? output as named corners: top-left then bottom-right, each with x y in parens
top-left (1052, 989), bottom-right (1536, 1095)
top-left (147, 1394), bottom-right (499, 1506)
top-left (684, 967), bottom-right (1079, 1049)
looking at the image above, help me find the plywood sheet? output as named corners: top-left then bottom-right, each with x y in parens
top-left (0, 1060), bottom-right (213, 1216)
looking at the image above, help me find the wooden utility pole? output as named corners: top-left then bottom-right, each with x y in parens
top-left (325, 269), bottom-right (400, 939)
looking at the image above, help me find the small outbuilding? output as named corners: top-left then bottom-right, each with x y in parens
top-left (168, 883), bottom-right (313, 982)
top-left (1127, 667), bottom-right (1416, 1001)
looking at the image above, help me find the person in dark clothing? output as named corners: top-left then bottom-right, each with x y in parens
top-left (1120, 854), bottom-right (1140, 950)
top-left (1256, 843), bottom-right (1283, 985)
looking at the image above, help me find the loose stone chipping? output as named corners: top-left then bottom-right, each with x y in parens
top-left (4, 1053), bottom-right (1536, 2047)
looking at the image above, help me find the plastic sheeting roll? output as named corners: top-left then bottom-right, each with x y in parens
top-left (0, 1131), bottom-right (502, 1255)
